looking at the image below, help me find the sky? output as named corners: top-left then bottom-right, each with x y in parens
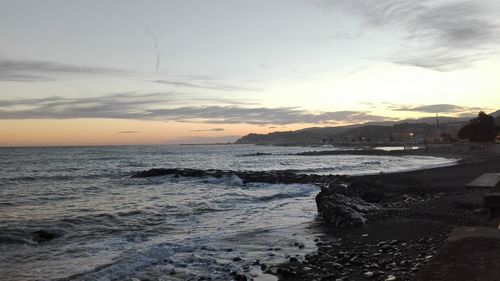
top-left (0, 0), bottom-right (499, 146)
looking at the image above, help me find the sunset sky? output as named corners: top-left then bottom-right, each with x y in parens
top-left (1, 0), bottom-right (499, 146)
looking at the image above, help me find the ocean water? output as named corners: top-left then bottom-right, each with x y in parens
top-left (0, 144), bottom-right (456, 281)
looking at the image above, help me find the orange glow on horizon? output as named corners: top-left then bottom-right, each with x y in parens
top-left (0, 119), bottom-right (310, 147)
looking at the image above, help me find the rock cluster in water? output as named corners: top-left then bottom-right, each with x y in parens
top-left (133, 168), bottom-right (385, 228)
top-left (132, 168), bottom-right (343, 185)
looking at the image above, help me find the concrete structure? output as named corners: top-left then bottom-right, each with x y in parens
top-left (466, 173), bottom-right (500, 189)
top-left (414, 227), bottom-right (500, 281)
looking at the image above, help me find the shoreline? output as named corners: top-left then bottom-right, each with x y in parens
top-left (272, 153), bottom-right (499, 281)
top-left (131, 151), bottom-right (497, 281)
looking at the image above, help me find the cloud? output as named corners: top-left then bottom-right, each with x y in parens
top-left (319, 0), bottom-right (500, 70)
top-left (0, 59), bottom-right (128, 81)
top-left (153, 79), bottom-right (261, 92)
top-left (165, 135), bottom-right (241, 144)
top-left (258, 63), bottom-right (273, 70)
top-left (0, 92), bottom-right (252, 112)
top-left (0, 93), bottom-right (393, 125)
top-left (117, 131), bottom-right (139, 134)
top-left (189, 128), bottom-right (225, 132)
top-left (389, 103), bottom-right (483, 113)
top-left (149, 107), bottom-right (392, 125)
top-left (0, 59), bottom-right (261, 95)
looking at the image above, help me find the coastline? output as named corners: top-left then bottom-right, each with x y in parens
top-left (272, 153), bottom-right (499, 281)
top-left (129, 150), bottom-right (497, 281)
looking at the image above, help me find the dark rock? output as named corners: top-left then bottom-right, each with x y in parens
top-left (132, 168), bottom-right (179, 178)
top-left (277, 268), bottom-right (296, 278)
top-left (233, 273), bottom-right (247, 281)
top-left (326, 179), bottom-right (386, 203)
top-left (32, 230), bottom-right (58, 242)
top-left (133, 168), bottom-right (345, 186)
top-left (316, 189), bottom-right (380, 227)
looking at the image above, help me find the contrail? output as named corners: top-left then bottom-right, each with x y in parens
top-left (156, 54), bottom-right (160, 72)
top-left (142, 25), bottom-right (161, 71)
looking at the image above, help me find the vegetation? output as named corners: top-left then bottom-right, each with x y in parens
top-left (458, 111), bottom-right (498, 142)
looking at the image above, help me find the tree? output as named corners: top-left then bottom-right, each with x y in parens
top-left (458, 111), bottom-right (498, 142)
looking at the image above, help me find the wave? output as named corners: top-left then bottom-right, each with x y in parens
top-left (360, 160), bottom-right (382, 165)
top-left (1, 173), bottom-right (118, 182)
top-left (256, 190), bottom-right (314, 202)
top-left (56, 242), bottom-right (208, 281)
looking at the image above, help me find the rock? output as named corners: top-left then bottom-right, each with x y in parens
top-left (233, 257), bottom-right (242, 262)
top-left (364, 271), bottom-right (374, 277)
top-left (326, 179), bottom-right (386, 203)
top-left (277, 268), bottom-right (296, 278)
top-left (316, 189), bottom-right (380, 227)
top-left (380, 245), bottom-right (393, 251)
top-left (132, 168), bottom-right (178, 178)
top-left (233, 273), bottom-right (247, 281)
top-left (32, 230), bottom-right (58, 242)
top-left (332, 262), bottom-right (344, 270)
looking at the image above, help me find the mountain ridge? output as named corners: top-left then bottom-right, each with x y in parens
top-left (235, 112), bottom-right (500, 145)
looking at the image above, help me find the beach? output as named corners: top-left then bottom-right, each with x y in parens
top-left (273, 152), bottom-right (499, 281)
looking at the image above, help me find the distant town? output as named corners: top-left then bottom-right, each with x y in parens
top-left (236, 110), bottom-right (500, 147)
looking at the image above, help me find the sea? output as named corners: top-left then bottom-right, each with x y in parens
top-left (0, 144), bottom-right (457, 281)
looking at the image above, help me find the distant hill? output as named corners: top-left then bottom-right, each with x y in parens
top-left (235, 113), bottom-right (498, 146)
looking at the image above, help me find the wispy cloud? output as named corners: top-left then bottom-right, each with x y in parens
top-left (388, 103), bottom-right (483, 114)
top-left (117, 131), bottom-right (139, 134)
top-left (258, 63), bottom-right (273, 70)
top-left (149, 107), bottom-right (393, 125)
top-left (189, 128), bottom-right (225, 132)
top-left (0, 59), bottom-right (128, 82)
top-left (0, 93), bottom-right (393, 125)
top-left (153, 79), bottom-right (261, 92)
top-left (164, 135), bottom-right (241, 144)
top-left (0, 58), bottom-right (263, 97)
top-left (319, 0), bottom-right (500, 70)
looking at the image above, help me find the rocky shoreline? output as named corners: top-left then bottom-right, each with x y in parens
top-left (271, 154), bottom-right (498, 281)
top-left (132, 153), bottom-right (498, 281)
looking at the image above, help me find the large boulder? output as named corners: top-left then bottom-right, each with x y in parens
top-left (326, 178), bottom-right (386, 203)
top-left (316, 183), bottom-right (380, 227)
